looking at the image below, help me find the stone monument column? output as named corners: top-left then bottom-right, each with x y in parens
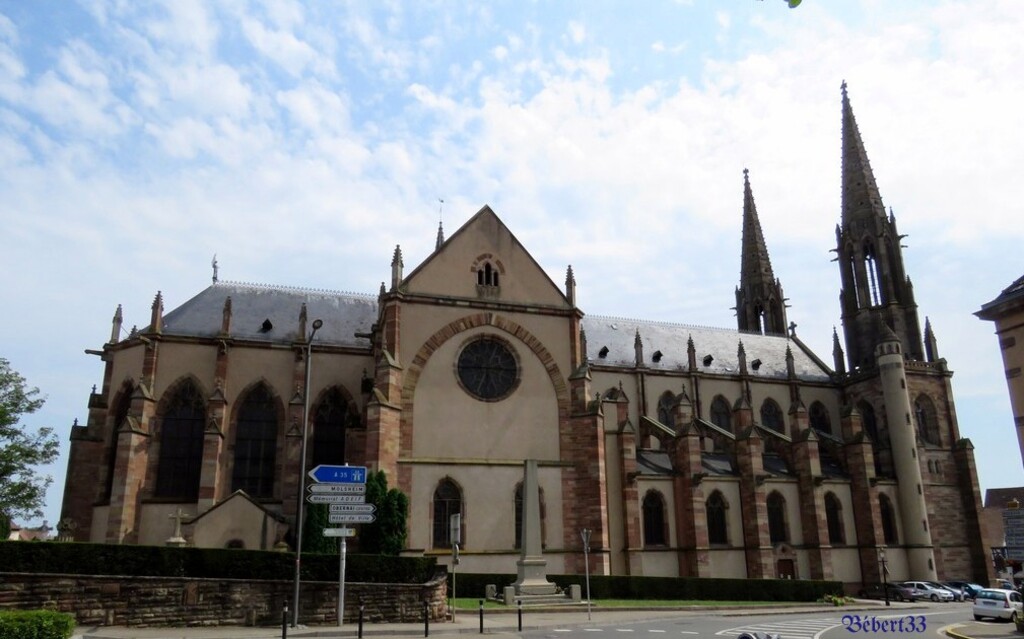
top-left (512, 459), bottom-right (558, 596)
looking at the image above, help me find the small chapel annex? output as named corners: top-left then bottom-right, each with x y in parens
top-left (60, 85), bottom-right (992, 590)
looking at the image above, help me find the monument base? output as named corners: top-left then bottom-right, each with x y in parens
top-left (513, 556), bottom-right (559, 595)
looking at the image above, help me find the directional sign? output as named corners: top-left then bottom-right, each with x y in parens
top-left (323, 527), bottom-right (356, 538)
top-left (306, 494), bottom-right (367, 504)
top-left (308, 483), bottom-right (366, 494)
top-left (329, 504), bottom-right (376, 514)
top-left (328, 513), bottom-right (376, 524)
top-left (308, 465), bottom-right (367, 484)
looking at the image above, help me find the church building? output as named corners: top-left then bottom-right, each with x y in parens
top-left (60, 85), bottom-right (991, 589)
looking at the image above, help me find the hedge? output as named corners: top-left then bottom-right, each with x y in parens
top-left (449, 572), bottom-right (842, 602)
top-left (0, 610), bottom-right (75, 639)
top-left (0, 541), bottom-right (436, 584)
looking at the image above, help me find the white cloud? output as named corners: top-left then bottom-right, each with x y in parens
top-left (3, 0), bottom-right (1024, 528)
top-left (567, 21), bottom-right (586, 45)
top-left (241, 17), bottom-right (334, 78)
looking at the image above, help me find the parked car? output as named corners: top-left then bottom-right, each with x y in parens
top-left (928, 581), bottom-right (965, 602)
top-left (944, 581), bottom-right (985, 600)
top-left (857, 583), bottom-right (916, 602)
top-left (973, 588), bottom-right (1023, 622)
top-left (901, 580), bottom-right (955, 602)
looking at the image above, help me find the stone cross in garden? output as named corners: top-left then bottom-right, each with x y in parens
top-left (166, 508), bottom-right (190, 547)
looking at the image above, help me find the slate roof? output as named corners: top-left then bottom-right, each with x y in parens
top-left (985, 487), bottom-right (1024, 509)
top-left (160, 281), bottom-right (378, 348)
top-left (978, 272), bottom-right (1024, 319)
top-left (582, 315), bottom-right (832, 382)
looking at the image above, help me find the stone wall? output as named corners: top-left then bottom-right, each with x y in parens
top-left (0, 571), bottom-right (447, 627)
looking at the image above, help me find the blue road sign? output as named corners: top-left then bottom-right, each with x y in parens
top-left (308, 465), bottom-right (368, 484)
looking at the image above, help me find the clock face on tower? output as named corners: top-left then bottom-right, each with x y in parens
top-left (456, 336), bottom-right (520, 401)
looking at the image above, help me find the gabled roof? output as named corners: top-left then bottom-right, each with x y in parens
top-left (187, 490), bottom-right (288, 525)
top-left (160, 281), bottom-right (377, 348)
top-left (584, 315), bottom-right (832, 382)
top-left (402, 205), bottom-right (571, 308)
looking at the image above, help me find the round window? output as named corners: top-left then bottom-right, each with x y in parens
top-left (456, 336), bottom-right (520, 401)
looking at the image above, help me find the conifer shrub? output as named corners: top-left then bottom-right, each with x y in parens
top-left (0, 610), bottom-right (75, 639)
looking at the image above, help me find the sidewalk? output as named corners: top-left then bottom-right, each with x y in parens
top-left (72, 600), bottom-right (929, 639)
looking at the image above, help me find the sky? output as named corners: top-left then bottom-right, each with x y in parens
top-left (2, 0), bottom-right (1023, 530)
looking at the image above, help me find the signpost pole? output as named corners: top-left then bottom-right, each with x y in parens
top-left (292, 318), bottom-right (322, 627)
top-left (338, 537), bottom-right (347, 627)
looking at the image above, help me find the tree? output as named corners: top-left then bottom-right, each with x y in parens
top-left (302, 503), bottom-right (337, 554)
top-left (360, 470), bottom-right (408, 555)
top-left (0, 358), bottom-right (60, 522)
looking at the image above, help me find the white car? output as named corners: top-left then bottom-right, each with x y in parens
top-left (901, 580), bottom-right (955, 602)
top-left (973, 588), bottom-right (1023, 622)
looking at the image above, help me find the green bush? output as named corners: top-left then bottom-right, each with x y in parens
top-left (0, 540), bottom-right (436, 584)
top-left (0, 610), bottom-right (75, 639)
top-left (450, 572), bottom-right (841, 602)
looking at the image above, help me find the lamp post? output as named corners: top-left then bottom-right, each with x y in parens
top-left (581, 528), bottom-right (592, 621)
top-left (292, 318), bottom-right (323, 627)
top-left (878, 547), bottom-right (890, 607)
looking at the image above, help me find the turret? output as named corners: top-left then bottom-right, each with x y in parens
top-left (391, 245), bottom-right (404, 291)
top-left (110, 304), bottom-right (123, 344)
top-left (149, 291), bottom-right (163, 334)
top-left (566, 265), bottom-right (577, 307)
top-left (735, 169), bottom-right (788, 335)
top-left (875, 323), bottom-right (936, 579)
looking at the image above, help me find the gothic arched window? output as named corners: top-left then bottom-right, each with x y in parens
top-left (760, 398), bottom-right (784, 433)
top-left (657, 392), bottom-right (676, 428)
top-left (433, 479), bottom-right (462, 548)
top-left (767, 491), bottom-right (788, 544)
top-left (863, 240), bottom-right (884, 306)
top-left (312, 387), bottom-right (348, 469)
top-left (825, 492), bottom-right (845, 545)
top-left (155, 380), bottom-right (206, 500)
top-left (914, 395), bottom-right (940, 446)
top-left (710, 396), bottom-right (732, 432)
top-left (706, 491), bottom-right (728, 545)
top-left (880, 494), bottom-right (898, 545)
top-left (232, 383), bottom-right (278, 498)
top-left (642, 490), bottom-right (667, 547)
top-left (809, 401), bottom-right (831, 434)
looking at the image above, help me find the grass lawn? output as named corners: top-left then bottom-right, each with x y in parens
top-left (449, 598), bottom-right (794, 609)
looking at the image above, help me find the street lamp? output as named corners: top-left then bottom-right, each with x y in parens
top-left (878, 547), bottom-right (890, 607)
top-left (292, 318), bottom-right (323, 627)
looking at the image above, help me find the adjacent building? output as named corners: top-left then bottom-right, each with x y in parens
top-left (976, 274), bottom-right (1024, 470)
top-left (60, 85), bottom-right (992, 589)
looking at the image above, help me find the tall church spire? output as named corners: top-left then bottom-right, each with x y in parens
top-left (836, 82), bottom-right (923, 369)
top-left (735, 168), bottom-right (788, 335)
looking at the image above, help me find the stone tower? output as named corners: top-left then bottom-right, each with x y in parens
top-left (875, 324), bottom-right (936, 579)
top-left (736, 169), bottom-right (788, 335)
top-left (835, 82), bottom-right (923, 371)
top-left (836, 83), bottom-right (990, 583)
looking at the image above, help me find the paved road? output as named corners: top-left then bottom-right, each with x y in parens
top-left (72, 600), bottom-right (1019, 639)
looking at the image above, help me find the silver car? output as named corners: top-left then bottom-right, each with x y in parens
top-left (901, 580), bottom-right (955, 602)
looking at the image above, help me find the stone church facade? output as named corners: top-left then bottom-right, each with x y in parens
top-left (60, 86), bottom-right (991, 589)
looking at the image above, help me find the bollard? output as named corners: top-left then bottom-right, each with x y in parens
top-left (517, 599), bottom-right (522, 632)
top-left (358, 599), bottom-right (364, 639)
top-left (424, 599), bottom-right (430, 637)
top-left (281, 601), bottom-right (289, 639)
top-left (478, 599), bottom-right (484, 634)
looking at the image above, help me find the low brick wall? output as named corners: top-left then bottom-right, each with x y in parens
top-left (0, 571), bottom-right (447, 627)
